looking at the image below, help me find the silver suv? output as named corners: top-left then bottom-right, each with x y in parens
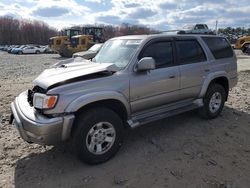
top-left (10, 34), bottom-right (237, 164)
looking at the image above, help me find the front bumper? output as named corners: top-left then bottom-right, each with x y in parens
top-left (10, 91), bottom-right (75, 145)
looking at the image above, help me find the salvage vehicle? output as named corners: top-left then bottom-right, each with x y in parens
top-left (235, 36), bottom-right (250, 53)
top-left (181, 24), bottom-right (214, 34)
top-left (72, 43), bottom-right (103, 59)
top-left (10, 34), bottom-right (237, 164)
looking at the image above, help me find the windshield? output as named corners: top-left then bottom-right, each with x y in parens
top-left (88, 44), bottom-right (103, 52)
top-left (93, 39), bottom-right (142, 69)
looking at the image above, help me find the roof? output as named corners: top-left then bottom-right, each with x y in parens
top-left (110, 33), bottom-right (221, 41)
top-left (50, 36), bottom-right (68, 39)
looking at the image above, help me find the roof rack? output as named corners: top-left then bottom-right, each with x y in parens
top-left (153, 30), bottom-right (215, 35)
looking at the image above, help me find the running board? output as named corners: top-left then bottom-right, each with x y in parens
top-left (127, 99), bottom-right (203, 129)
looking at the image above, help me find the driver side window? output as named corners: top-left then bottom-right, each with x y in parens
top-left (139, 41), bottom-right (174, 68)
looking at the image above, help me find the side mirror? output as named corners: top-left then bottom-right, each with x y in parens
top-left (136, 57), bottom-right (155, 72)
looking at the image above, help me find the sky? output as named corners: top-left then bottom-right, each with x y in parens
top-left (0, 0), bottom-right (249, 30)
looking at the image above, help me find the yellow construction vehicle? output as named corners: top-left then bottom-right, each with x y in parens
top-left (60, 35), bottom-right (94, 57)
top-left (49, 27), bottom-right (104, 57)
top-left (49, 36), bottom-right (68, 54)
top-left (235, 36), bottom-right (250, 52)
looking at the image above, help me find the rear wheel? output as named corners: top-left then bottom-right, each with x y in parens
top-left (242, 44), bottom-right (249, 53)
top-left (199, 84), bottom-right (226, 119)
top-left (59, 45), bottom-right (73, 57)
top-left (35, 50), bottom-right (40, 54)
top-left (72, 108), bottom-right (124, 164)
top-left (18, 51), bottom-right (22, 55)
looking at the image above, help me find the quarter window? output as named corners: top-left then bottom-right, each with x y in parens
top-left (140, 41), bottom-right (174, 68)
top-left (202, 37), bottom-right (233, 59)
top-left (176, 40), bottom-right (207, 64)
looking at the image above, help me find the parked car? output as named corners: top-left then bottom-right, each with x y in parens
top-left (3, 45), bottom-right (10, 51)
top-left (11, 45), bottom-right (26, 54)
top-left (15, 46), bottom-right (45, 54)
top-left (10, 34), bottom-right (237, 164)
top-left (72, 43), bottom-right (103, 59)
top-left (8, 45), bottom-right (19, 53)
top-left (180, 24), bottom-right (214, 34)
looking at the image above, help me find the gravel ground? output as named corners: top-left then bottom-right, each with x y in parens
top-left (0, 51), bottom-right (250, 188)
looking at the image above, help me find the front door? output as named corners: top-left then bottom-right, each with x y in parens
top-left (130, 40), bottom-right (180, 113)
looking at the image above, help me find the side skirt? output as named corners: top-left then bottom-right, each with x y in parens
top-left (127, 99), bottom-right (203, 128)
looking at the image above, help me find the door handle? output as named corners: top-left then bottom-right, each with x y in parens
top-left (169, 75), bottom-right (175, 79)
top-left (204, 69), bottom-right (210, 72)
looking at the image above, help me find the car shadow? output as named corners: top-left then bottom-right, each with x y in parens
top-left (14, 106), bottom-right (250, 188)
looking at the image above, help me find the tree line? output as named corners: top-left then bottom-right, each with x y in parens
top-left (0, 16), bottom-right (155, 45)
top-left (1, 16), bottom-right (250, 45)
top-left (0, 16), bottom-right (58, 45)
top-left (93, 23), bottom-right (155, 41)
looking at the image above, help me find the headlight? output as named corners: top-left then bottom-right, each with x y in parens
top-left (33, 93), bottom-right (58, 109)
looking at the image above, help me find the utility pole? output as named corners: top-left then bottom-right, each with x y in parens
top-left (215, 20), bottom-right (218, 35)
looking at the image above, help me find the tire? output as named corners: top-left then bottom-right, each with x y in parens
top-left (72, 107), bottom-right (124, 164)
top-left (199, 84), bottom-right (226, 119)
top-left (18, 51), bottom-right (22, 55)
top-left (242, 44), bottom-right (249, 53)
top-left (62, 46), bottom-right (73, 58)
top-left (36, 50), bottom-right (40, 54)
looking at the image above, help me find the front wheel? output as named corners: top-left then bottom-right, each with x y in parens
top-left (72, 108), bottom-right (124, 164)
top-left (199, 84), bottom-right (226, 119)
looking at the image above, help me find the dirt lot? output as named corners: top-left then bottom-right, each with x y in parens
top-left (1, 51), bottom-right (250, 188)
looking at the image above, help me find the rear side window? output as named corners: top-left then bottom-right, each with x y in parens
top-left (140, 41), bottom-right (174, 68)
top-left (202, 37), bottom-right (233, 59)
top-left (176, 40), bottom-right (207, 64)
top-left (195, 24), bottom-right (205, 29)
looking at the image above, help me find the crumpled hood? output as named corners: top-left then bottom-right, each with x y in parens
top-left (34, 58), bottom-right (118, 90)
top-left (74, 51), bottom-right (95, 56)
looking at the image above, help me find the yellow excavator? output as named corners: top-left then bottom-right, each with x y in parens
top-left (49, 27), bottom-right (104, 57)
top-left (235, 36), bottom-right (250, 53)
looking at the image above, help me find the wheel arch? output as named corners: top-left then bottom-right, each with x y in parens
top-left (69, 98), bottom-right (129, 138)
top-left (199, 73), bottom-right (229, 100)
top-left (65, 92), bottom-right (130, 121)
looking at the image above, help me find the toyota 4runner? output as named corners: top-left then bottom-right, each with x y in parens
top-left (10, 34), bottom-right (237, 164)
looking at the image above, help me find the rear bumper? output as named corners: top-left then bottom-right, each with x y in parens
top-left (11, 91), bottom-right (75, 145)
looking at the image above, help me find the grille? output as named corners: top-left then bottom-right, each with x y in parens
top-left (27, 86), bottom-right (46, 106)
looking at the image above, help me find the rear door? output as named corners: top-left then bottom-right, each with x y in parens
top-left (176, 37), bottom-right (209, 100)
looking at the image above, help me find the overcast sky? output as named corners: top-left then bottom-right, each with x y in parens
top-left (0, 0), bottom-right (249, 30)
